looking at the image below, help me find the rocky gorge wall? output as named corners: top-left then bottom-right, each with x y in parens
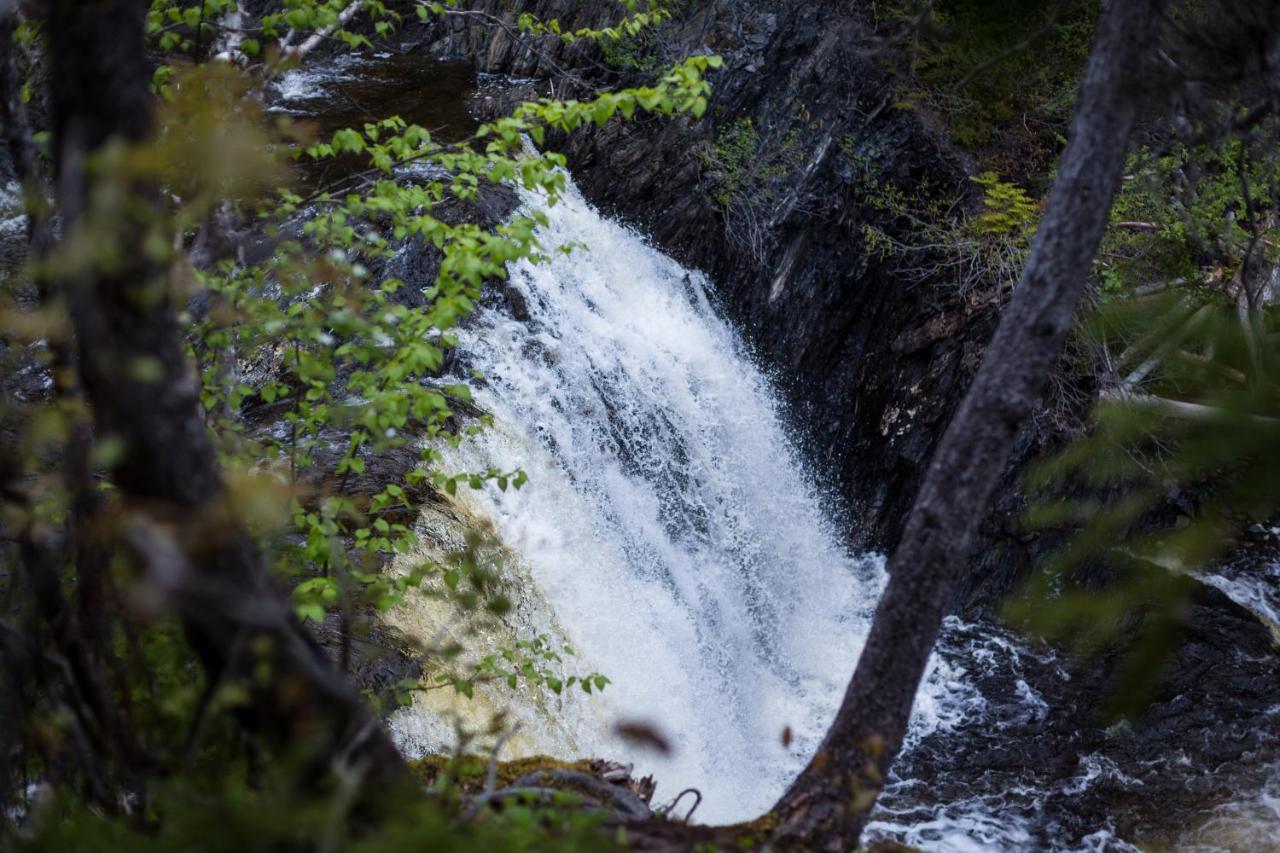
top-left (404, 0), bottom-right (1039, 611)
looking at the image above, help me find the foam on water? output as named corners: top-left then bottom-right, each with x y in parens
top-left (0, 181), bottom-right (28, 238)
top-left (270, 53), bottom-right (362, 107)
top-left (1200, 562), bottom-right (1280, 630)
top-left (1176, 752), bottom-right (1280, 852)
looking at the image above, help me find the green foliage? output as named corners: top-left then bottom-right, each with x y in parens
top-left (1099, 135), bottom-right (1280, 301)
top-left (1013, 295), bottom-right (1280, 704)
top-left (151, 47), bottom-right (721, 666)
top-left (146, 0), bottom-right (402, 55)
top-left (695, 114), bottom-right (811, 262)
top-left (466, 0), bottom-right (670, 47)
top-left (969, 171), bottom-right (1039, 236)
top-left (1013, 113), bottom-right (1280, 705)
top-left (599, 31), bottom-right (657, 74)
top-left (843, 148), bottom-right (1032, 293)
top-left (12, 776), bottom-right (614, 852)
top-left (422, 633), bottom-right (611, 702)
top-left (700, 118), bottom-right (761, 208)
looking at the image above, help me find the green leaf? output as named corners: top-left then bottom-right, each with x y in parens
top-left (296, 602), bottom-right (326, 624)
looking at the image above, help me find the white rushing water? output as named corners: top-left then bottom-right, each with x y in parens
top-left (1200, 560), bottom-right (1280, 633)
top-left (392, 175), bottom-right (890, 822)
top-left (267, 56), bottom-right (1025, 842)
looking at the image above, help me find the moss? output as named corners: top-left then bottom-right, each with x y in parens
top-left (600, 32), bottom-right (661, 74)
top-left (410, 754), bottom-right (598, 792)
top-left (721, 810), bottom-right (778, 848)
top-left (700, 117), bottom-right (762, 207)
top-left (698, 117), bottom-right (812, 222)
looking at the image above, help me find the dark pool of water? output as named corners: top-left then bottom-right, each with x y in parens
top-left (268, 51), bottom-right (479, 190)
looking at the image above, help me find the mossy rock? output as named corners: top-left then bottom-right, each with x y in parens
top-left (410, 754), bottom-right (599, 793)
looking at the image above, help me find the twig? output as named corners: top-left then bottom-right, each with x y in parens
top-left (662, 787), bottom-right (702, 823)
top-left (485, 724), bottom-right (522, 793)
top-left (288, 1), bottom-right (363, 61)
top-left (1237, 284), bottom-right (1263, 382)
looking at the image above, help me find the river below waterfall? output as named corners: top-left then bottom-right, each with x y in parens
top-left (273, 53), bottom-right (1280, 851)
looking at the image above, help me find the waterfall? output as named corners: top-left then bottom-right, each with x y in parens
top-left (390, 175), bottom-right (897, 822)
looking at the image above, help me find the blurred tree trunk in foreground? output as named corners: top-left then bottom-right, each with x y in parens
top-left (46, 0), bottom-right (411, 795)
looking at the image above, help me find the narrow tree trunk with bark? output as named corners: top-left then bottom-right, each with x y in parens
top-left (46, 0), bottom-right (411, 796)
top-left (769, 0), bottom-right (1167, 846)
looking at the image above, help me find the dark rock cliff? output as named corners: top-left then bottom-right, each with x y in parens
top-left (406, 0), bottom-right (1034, 610)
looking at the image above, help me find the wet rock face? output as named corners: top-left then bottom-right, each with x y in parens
top-left (405, 0), bottom-right (625, 78)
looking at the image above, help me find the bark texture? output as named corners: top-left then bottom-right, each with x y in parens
top-left (47, 0), bottom-right (410, 793)
top-left (768, 0), bottom-right (1168, 845)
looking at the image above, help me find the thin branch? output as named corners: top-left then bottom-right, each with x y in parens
top-left (287, 1), bottom-right (363, 61)
top-left (1101, 389), bottom-right (1280, 425)
top-left (1173, 349), bottom-right (1248, 383)
top-left (661, 787), bottom-right (702, 823)
top-left (484, 724), bottom-right (521, 793)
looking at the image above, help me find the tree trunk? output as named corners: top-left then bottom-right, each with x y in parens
top-left (768, 0), bottom-right (1166, 846)
top-left (47, 0), bottom-right (411, 795)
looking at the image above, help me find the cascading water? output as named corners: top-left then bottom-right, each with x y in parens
top-left (386, 170), bottom-right (1055, 847)
top-left (385, 171), bottom-right (1280, 849)
top-left (390, 174), bottom-right (892, 822)
top-left (274, 55), bottom-right (1280, 850)
top-left (267, 67), bottom-right (990, 829)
